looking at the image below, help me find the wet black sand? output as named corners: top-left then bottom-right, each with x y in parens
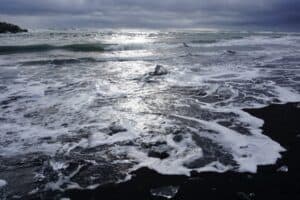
top-left (28, 102), bottom-right (300, 199)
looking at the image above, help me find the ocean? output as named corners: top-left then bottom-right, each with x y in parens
top-left (0, 30), bottom-right (300, 198)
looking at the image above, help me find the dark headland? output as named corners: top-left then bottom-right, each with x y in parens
top-left (0, 22), bottom-right (28, 33)
top-left (25, 102), bottom-right (299, 200)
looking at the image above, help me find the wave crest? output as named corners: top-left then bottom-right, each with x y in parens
top-left (0, 43), bottom-right (109, 55)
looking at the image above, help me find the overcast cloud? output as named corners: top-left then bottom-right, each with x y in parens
top-left (0, 0), bottom-right (299, 30)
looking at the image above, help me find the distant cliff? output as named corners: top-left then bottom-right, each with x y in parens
top-left (0, 22), bottom-right (28, 33)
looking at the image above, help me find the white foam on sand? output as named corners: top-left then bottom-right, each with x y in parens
top-left (107, 105), bottom-right (285, 176)
top-left (133, 135), bottom-right (204, 175)
top-left (170, 113), bottom-right (284, 173)
top-left (274, 85), bottom-right (300, 103)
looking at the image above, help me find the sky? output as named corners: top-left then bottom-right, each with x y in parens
top-left (0, 0), bottom-right (299, 31)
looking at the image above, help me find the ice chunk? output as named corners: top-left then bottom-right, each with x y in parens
top-left (0, 179), bottom-right (7, 188)
top-left (150, 65), bottom-right (168, 76)
top-left (151, 186), bottom-right (179, 199)
top-left (277, 165), bottom-right (288, 172)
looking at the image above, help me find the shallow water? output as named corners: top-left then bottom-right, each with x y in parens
top-left (0, 30), bottom-right (300, 198)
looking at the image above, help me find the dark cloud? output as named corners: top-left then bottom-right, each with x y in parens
top-left (0, 0), bottom-right (299, 30)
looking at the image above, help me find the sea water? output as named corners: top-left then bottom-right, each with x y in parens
top-left (0, 29), bottom-right (299, 197)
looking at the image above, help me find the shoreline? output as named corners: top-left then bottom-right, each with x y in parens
top-left (50, 102), bottom-right (300, 200)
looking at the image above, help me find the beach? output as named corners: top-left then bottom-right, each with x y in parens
top-left (58, 102), bottom-right (299, 200)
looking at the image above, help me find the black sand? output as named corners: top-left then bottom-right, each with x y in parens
top-left (28, 102), bottom-right (300, 200)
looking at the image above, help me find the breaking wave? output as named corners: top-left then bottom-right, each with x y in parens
top-left (0, 43), bottom-right (110, 55)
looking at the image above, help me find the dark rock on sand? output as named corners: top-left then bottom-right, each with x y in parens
top-left (0, 22), bottom-right (28, 34)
